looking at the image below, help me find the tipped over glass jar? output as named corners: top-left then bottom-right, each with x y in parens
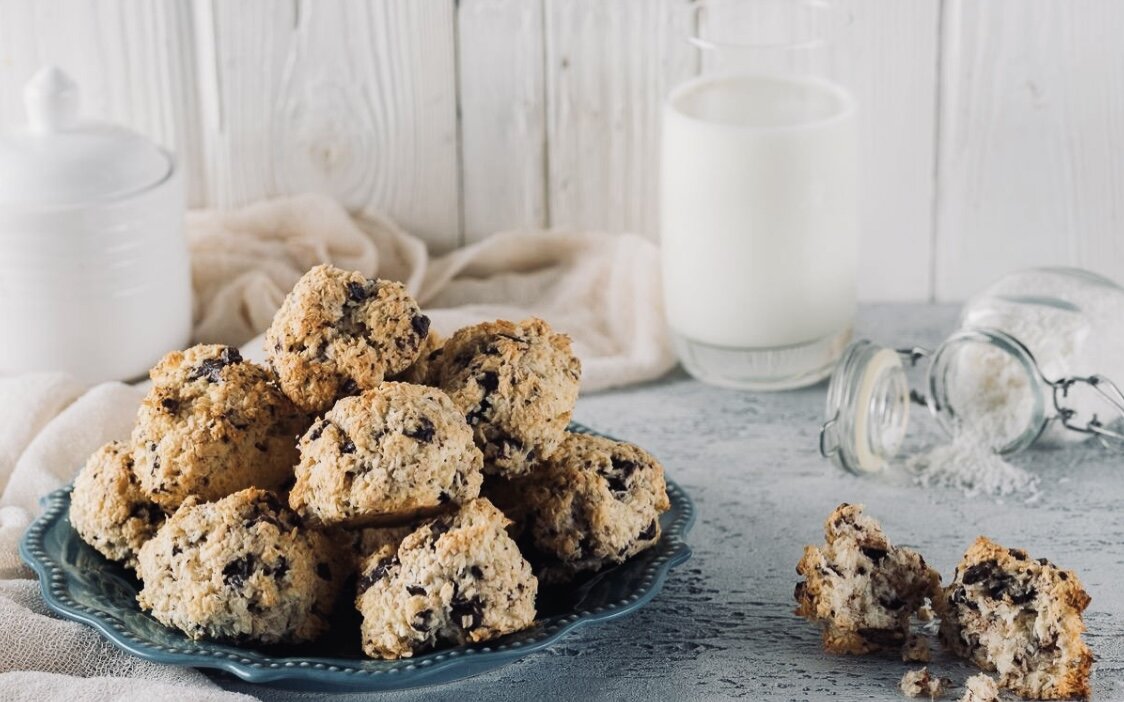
top-left (819, 267), bottom-right (1124, 475)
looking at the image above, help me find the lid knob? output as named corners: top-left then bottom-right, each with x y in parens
top-left (24, 65), bottom-right (80, 133)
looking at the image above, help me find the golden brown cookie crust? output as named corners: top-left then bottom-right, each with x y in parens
top-left (434, 318), bottom-right (580, 476)
top-left (265, 264), bottom-right (430, 414)
top-left (520, 432), bottom-right (670, 581)
top-left (130, 344), bottom-right (305, 511)
top-left (289, 382), bottom-right (483, 528)
top-left (136, 488), bottom-right (344, 644)
top-left (69, 441), bottom-right (163, 569)
top-left (355, 498), bottom-right (537, 659)
top-left (937, 536), bottom-right (1092, 700)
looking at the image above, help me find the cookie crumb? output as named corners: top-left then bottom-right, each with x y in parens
top-left (900, 667), bottom-right (951, 699)
top-left (917, 600), bottom-right (936, 621)
top-left (902, 633), bottom-right (932, 662)
top-left (959, 674), bottom-right (999, 702)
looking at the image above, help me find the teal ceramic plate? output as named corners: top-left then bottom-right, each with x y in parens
top-left (20, 423), bottom-right (694, 692)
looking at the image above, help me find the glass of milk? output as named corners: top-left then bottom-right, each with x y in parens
top-left (661, 0), bottom-right (857, 390)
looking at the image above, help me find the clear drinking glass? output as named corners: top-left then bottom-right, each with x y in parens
top-left (661, 0), bottom-right (857, 390)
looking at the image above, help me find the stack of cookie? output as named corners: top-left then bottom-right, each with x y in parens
top-left (69, 263), bottom-right (670, 659)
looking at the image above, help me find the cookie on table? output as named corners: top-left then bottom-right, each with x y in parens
top-left (289, 382), bottom-right (483, 528)
top-left (136, 488), bottom-right (343, 644)
top-left (433, 318), bottom-right (581, 475)
top-left (899, 667), bottom-right (951, 700)
top-left (794, 503), bottom-right (941, 655)
top-left (131, 344), bottom-right (305, 511)
top-left (937, 537), bottom-right (1092, 700)
top-left (69, 441), bottom-right (164, 569)
top-left (516, 432), bottom-right (670, 581)
top-left (356, 497), bottom-right (537, 659)
top-left (389, 330), bottom-right (444, 386)
top-left (265, 264), bottom-right (430, 414)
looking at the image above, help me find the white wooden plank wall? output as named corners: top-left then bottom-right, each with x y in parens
top-left (935, 0), bottom-right (1124, 299)
top-left (0, 0), bottom-right (1122, 299)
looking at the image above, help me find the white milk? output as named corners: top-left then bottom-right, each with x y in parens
top-left (661, 72), bottom-right (858, 351)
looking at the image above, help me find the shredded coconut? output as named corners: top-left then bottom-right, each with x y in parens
top-left (906, 432), bottom-right (1039, 500)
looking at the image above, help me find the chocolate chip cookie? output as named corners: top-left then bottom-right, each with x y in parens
top-left (937, 537), bottom-right (1092, 700)
top-left (516, 432), bottom-right (670, 581)
top-left (265, 264), bottom-right (430, 414)
top-left (794, 503), bottom-right (941, 655)
top-left (356, 497), bottom-right (537, 659)
top-left (433, 318), bottom-right (581, 475)
top-left (130, 344), bottom-right (305, 511)
top-left (289, 382), bottom-right (483, 527)
top-left (136, 488), bottom-right (343, 644)
top-left (69, 441), bottom-right (164, 569)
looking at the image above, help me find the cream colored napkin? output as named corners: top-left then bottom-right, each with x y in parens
top-left (189, 194), bottom-right (673, 392)
top-left (0, 195), bottom-right (675, 697)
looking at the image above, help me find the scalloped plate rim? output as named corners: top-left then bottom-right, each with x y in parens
top-left (19, 423), bottom-right (695, 691)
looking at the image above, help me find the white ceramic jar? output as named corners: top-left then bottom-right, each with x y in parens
top-left (0, 66), bottom-right (192, 383)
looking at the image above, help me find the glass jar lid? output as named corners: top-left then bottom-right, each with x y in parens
top-left (0, 66), bottom-right (172, 208)
top-left (820, 340), bottom-right (912, 474)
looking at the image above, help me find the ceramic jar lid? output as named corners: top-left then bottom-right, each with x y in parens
top-left (0, 66), bottom-right (172, 208)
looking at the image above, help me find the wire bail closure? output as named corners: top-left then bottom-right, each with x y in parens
top-left (1051, 374), bottom-right (1124, 448)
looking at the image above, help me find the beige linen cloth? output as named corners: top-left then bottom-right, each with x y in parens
top-left (0, 194), bottom-right (674, 700)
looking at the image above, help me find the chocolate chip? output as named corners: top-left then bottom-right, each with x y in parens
top-left (357, 555), bottom-right (398, 595)
top-left (412, 609), bottom-right (433, 632)
top-left (451, 595), bottom-right (484, 631)
top-left (128, 503), bottom-right (157, 524)
top-left (962, 560), bottom-right (998, 585)
top-left (189, 346), bottom-right (243, 383)
top-left (340, 439), bottom-right (356, 454)
top-left (1038, 558), bottom-right (1050, 566)
top-left (860, 546), bottom-right (888, 564)
top-left (479, 371), bottom-right (499, 394)
top-left (268, 556), bottom-right (289, 580)
top-left (879, 596), bottom-right (906, 610)
top-left (469, 565), bottom-right (484, 579)
top-left (346, 281), bottom-right (369, 302)
top-left (405, 417), bottom-right (435, 443)
top-left (610, 456), bottom-right (638, 479)
top-left (466, 373), bottom-right (500, 425)
top-left (438, 491), bottom-right (452, 504)
top-left (159, 397), bottom-right (179, 413)
top-left (222, 556), bottom-right (256, 589)
top-left (308, 420), bottom-right (328, 442)
top-left (411, 314), bottom-right (431, 338)
top-left (639, 520), bottom-right (658, 541)
top-left (1010, 587), bottom-right (1037, 605)
top-left (171, 545), bottom-right (182, 556)
top-left (1009, 548), bottom-right (1028, 561)
top-left (406, 585), bottom-right (426, 596)
top-left (316, 563), bottom-right (332, 581)
top-left (254, 441), bottom-right (268, 452)
top-left (339, 378), bottom-right (360, 397)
